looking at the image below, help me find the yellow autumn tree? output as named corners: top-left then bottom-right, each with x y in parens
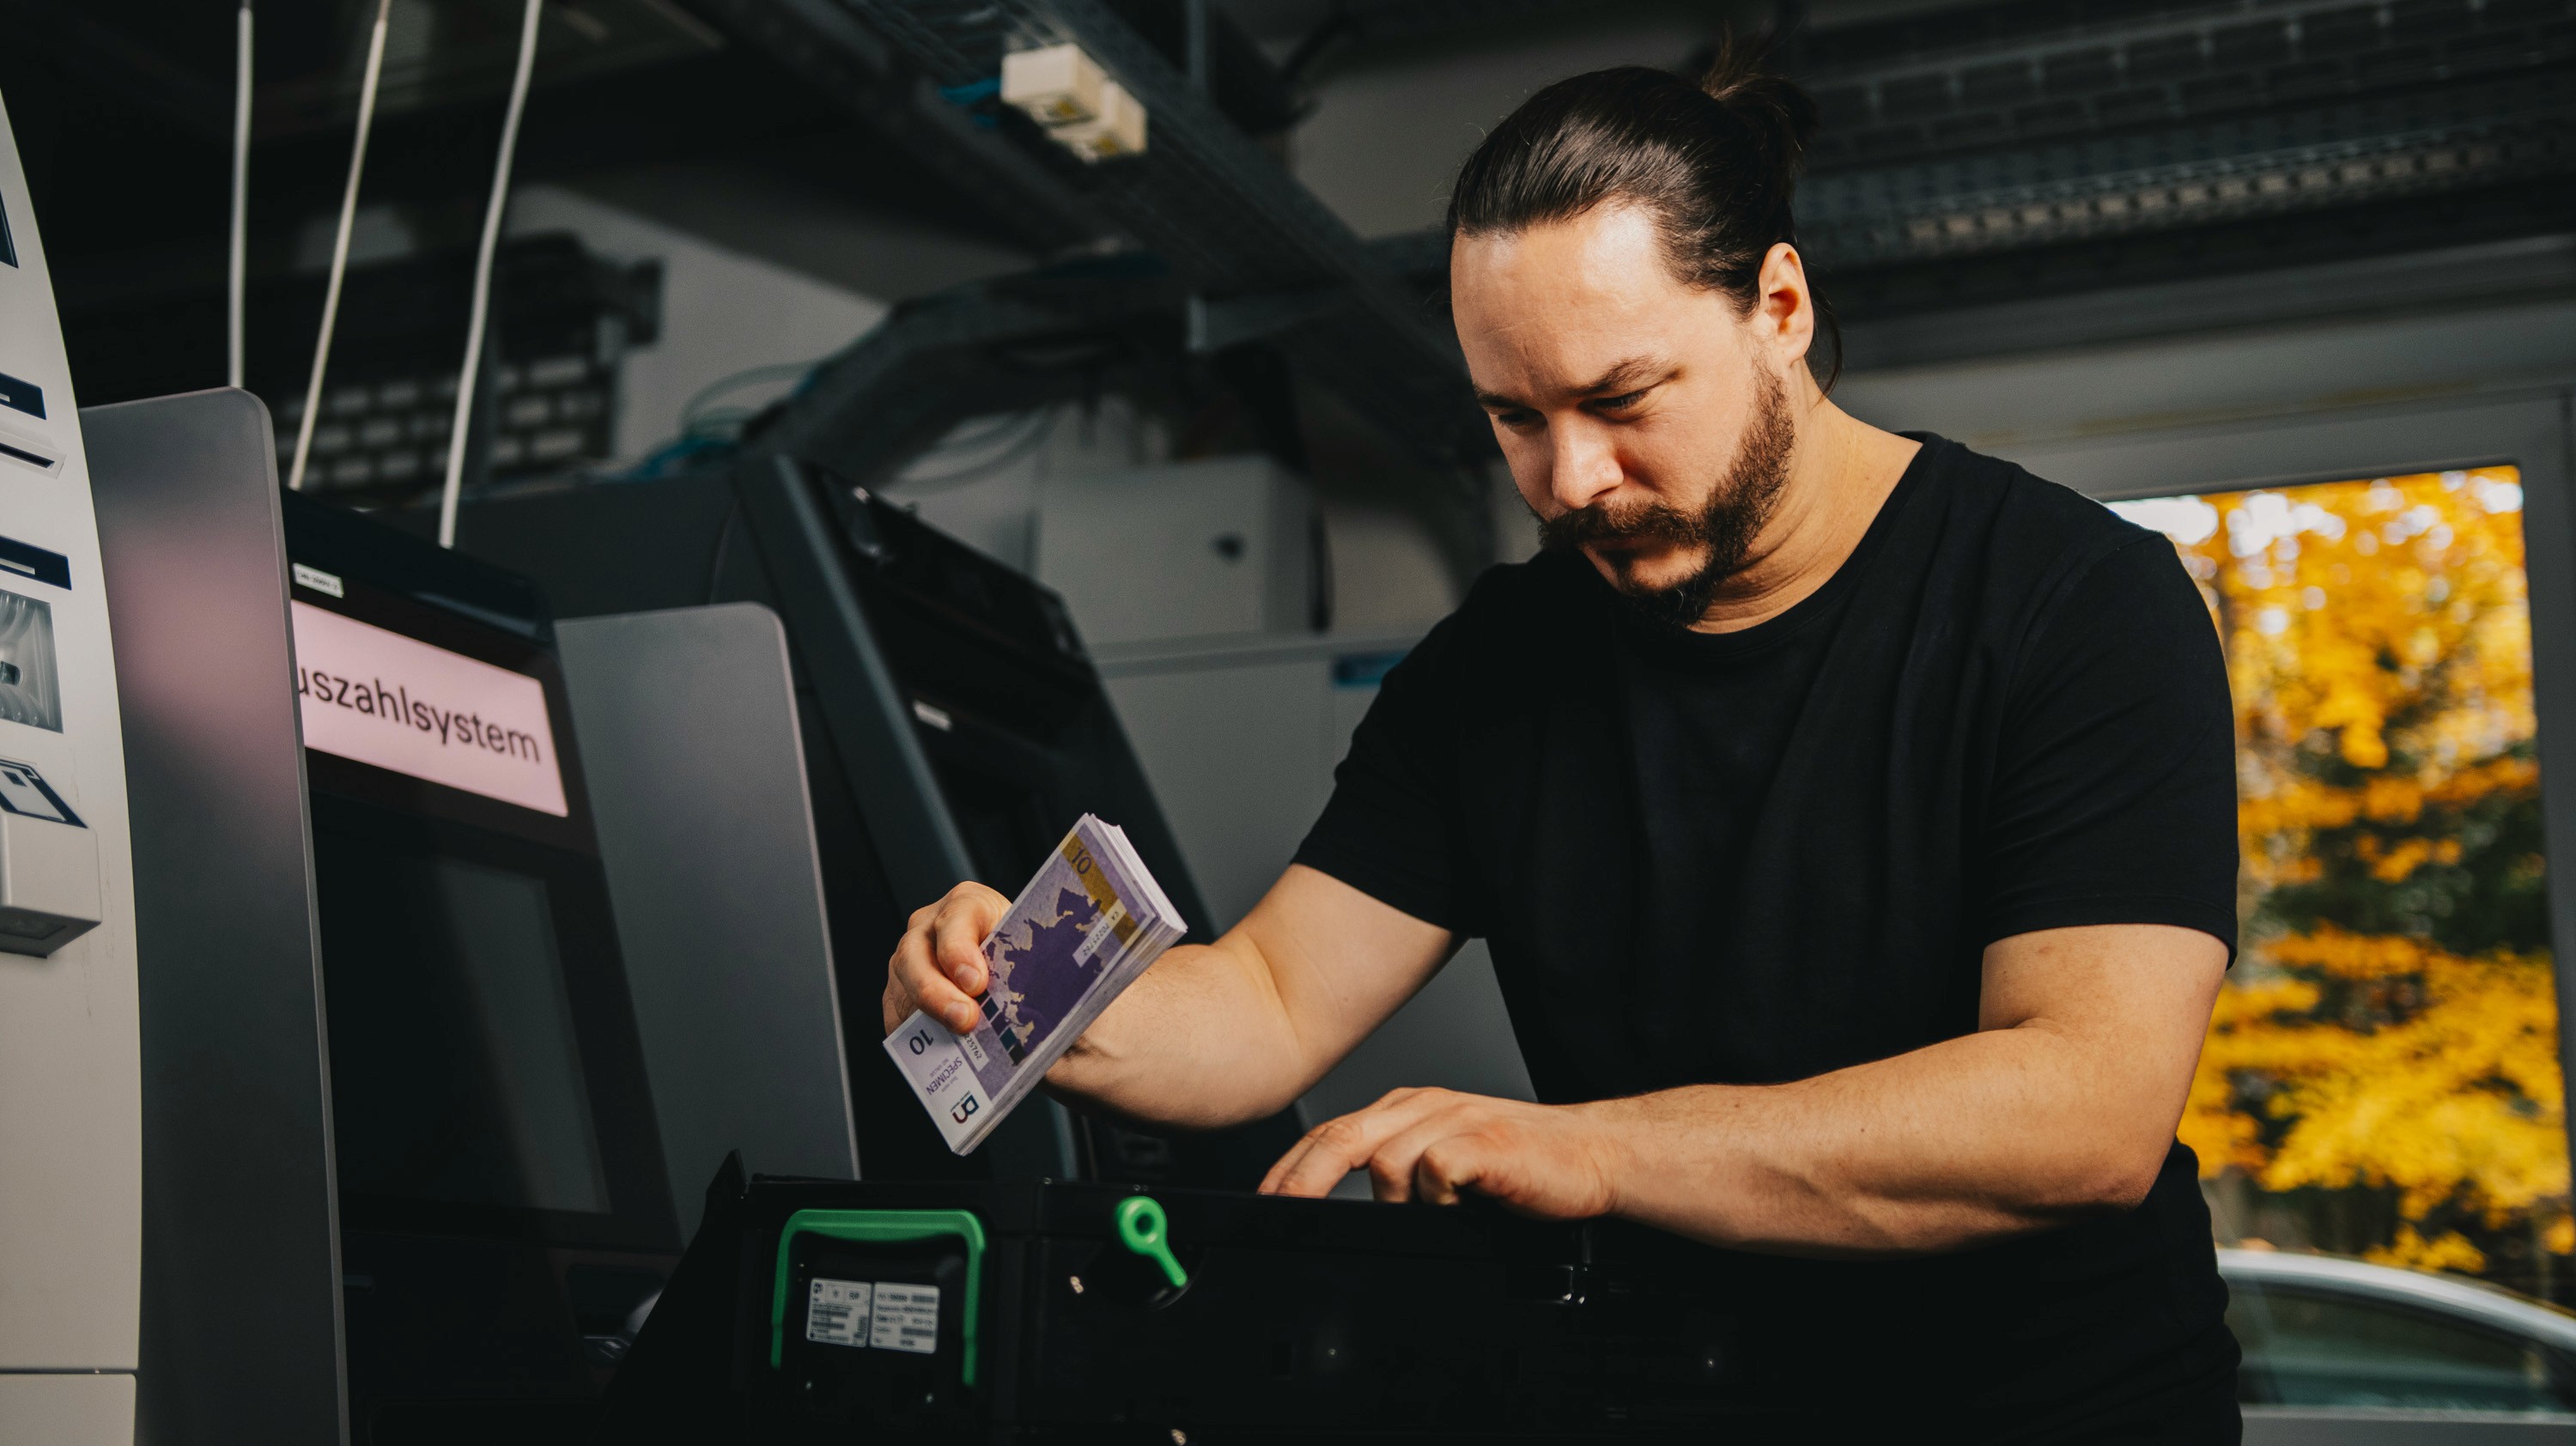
top-left (2117, 469), bottom-right (2569, 1293)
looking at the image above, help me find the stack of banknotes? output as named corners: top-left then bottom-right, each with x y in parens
top-left (884, 814), bottom-right (1187, 1154)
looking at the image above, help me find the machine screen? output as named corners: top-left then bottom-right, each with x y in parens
top-left (290, 599), bottom-right (568, 817)
top-left (316, 830), bottom-right (611, 1216)
top-left (0, 587), bottom-right (60, 732)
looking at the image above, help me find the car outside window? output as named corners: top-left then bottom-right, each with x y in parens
top-left (2230, 1282), bottom-right (2576, 1413)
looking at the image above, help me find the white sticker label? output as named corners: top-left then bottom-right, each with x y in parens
top-left (1074, 901), bottom-right (1128, 963)
top-left (288, 600), bottom-right (569, 817)
top-left (291, 562), bottom-right (345, 598)
top-left (805, 1278), bottom-right (872, 1348)
top-left (869, 1283), bottom-right (940, 1354)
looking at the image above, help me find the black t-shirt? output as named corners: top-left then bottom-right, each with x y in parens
top-left (1295, 434), bottom-right (2241, 1426)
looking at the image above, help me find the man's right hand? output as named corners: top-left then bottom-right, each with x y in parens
top-left (884, 881), bottom-right (1010, 1037)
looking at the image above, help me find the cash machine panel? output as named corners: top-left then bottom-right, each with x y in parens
top-left (282, 494), bottom-right (677, 1438)
top-left (284, 500), bottom-right (672, 1249)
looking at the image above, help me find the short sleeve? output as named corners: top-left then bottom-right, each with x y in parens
top-left (1291, 622), bottom-right (1470, 933)
top-left (1982, 533), bottom-right (2240, 959)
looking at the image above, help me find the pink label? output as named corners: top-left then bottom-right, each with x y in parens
top-left (290, 600), bottom-right (569, 817)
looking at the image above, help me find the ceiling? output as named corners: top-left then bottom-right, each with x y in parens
top-left (7, 0), bottom-right (2568, 383)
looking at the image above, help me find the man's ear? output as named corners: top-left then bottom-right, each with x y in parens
top-left (1755, 242), bottom-right (1815, 367)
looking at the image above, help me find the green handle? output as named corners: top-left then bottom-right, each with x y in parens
top-left (1114, 1195), bottom-right (1188, 1289)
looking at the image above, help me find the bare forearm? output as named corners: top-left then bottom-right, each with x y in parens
top-left (889, 868), bottom-right (1454, 1134)
top-left (1045, 939), bottom-right (1316, 1128)
top-left (1259, 927), bottom-right (2223, 1250)
top-left (1045, 867), bottom-right (1459, 1132)
top-left (1596, 1024), bottom-right (2169, 1255)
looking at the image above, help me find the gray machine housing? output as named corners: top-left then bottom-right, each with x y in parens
top-left (0, 71), bottom-right (143, 1446)
top-left (86, 388), bottom-right (856, 1445)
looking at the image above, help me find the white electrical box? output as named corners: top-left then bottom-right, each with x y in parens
top-left (1036, 455), bottom-right (1317, 647)
top-left (1056, 81), bottom-right (1147, 162)
top-left (1000, 43), bottom-right (1109, 125)
top-left (0, 82), bottom-right (145, 1442)
top-left (999, 44), bottom-right (1147, 161)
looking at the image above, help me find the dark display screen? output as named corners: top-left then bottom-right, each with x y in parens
top-left (315, 831), bottom-right (610, 1216)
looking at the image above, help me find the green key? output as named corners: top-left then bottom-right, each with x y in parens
top-left (1113, 1195), bottom-right (1188, 1290)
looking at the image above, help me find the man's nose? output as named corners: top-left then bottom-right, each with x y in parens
top-left (1549, 422), bottom-right (1624, 513)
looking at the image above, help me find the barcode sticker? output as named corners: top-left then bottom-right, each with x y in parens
top-left (805, 1278), bottom-right (872, 1347)
top-left (869, 1283), bottom-right (940, 1354)
top-left (1074, 901), bottom-right (1128, 964)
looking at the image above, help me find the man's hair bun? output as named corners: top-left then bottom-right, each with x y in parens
top-left (1447, 34), bottom-right (1838, 388)
top-left (1698, 35), bottom-right (1822, 181)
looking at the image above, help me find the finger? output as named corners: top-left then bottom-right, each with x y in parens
top-left (1257, 1134), bottom-right (1315, 1195)
top-left (1258, 1111), bottom-right (1346, 1194)
top-left (1267, 1087), bottom-right (1453, 1190)
top-left (891, 925), bottom-right (981, 1036)
top-left (1255, 1087), bottom-right (1425, 1192)
top-left (1411, 1133), bottom-right (1490, 1207)
top-left (1365, 1106), bottom-right (1480, 1205)
top-left (1267, 1123), bottom-right (1368, 1199)
top-left (1260, 1118), bottom-right (1361, 1195)
top-left (931, 891), bottom-right (1003, 995)
top-left (1263, 1093), bottom-right (1456, 1199)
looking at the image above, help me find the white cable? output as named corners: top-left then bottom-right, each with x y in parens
top-left (228, 2), bottom-right (252, 391)
top-left (438, 0), bottom-right (544, 550)
top-left (286, 0), bottom-right (390, 492)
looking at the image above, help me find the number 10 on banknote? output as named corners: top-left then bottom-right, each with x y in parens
top-left (884, 815), bottom-right (1188, 1153)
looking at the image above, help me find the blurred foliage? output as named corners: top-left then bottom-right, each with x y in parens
top-left (2117, 469), bottom-right (2571, 1287)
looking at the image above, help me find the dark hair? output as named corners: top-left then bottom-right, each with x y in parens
top-left (1446, 43), bottom-right (1838, 390)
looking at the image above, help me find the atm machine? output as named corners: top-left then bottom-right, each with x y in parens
top-left (283, 491), bottom-right (688, 1440)
top-left (0, 85), bottom-right (145, 1446)
top-left (76, 378), bottom-right (863, 1444)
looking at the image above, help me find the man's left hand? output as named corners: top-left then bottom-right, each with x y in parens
top-left (1258, 1087), bottom-right (1623, 1219)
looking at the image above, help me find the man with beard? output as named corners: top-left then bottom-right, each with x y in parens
top-left (884, 52), bottom-right (2239, 1440)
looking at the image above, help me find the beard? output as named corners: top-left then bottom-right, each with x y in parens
top-left (1538, 370), bottom-right (1796, 631)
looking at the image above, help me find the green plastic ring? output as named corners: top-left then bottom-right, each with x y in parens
top-left (1114, 1195), bottom-right (1188, 1289)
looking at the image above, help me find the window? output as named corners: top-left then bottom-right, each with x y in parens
top-left (2114, 468), bottom-right (2568, 1297)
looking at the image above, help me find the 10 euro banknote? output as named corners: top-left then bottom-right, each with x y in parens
top-left (884, 815), bottom-right (1186, 1154)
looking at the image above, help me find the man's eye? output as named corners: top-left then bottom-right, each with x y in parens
top-left (1594, 390), bottom-right (1648, 411)
top-left (1491, 409), bottom-right (1540, 429)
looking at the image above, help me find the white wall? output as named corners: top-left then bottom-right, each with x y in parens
top-left (1835, 293), bottom-right (2576, 459)
top-left (504, 185), bottom-right (890, 468)
top-left (1287, 15), bottom-right (1713, 238)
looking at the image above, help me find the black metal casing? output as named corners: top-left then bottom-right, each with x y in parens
top-left (601, 1169), bottom-right (1767, 1443)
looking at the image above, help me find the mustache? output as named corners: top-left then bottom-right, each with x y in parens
top-left (1538, 497), bottom-right (1706, 551)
